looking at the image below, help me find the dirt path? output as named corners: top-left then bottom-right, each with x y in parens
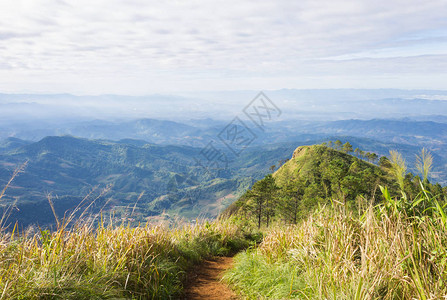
top-left (181, 256), bottom-right (238, 300)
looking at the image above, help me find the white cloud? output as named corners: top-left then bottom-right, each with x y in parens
top-left (0, 0), bottom-right (446, 94)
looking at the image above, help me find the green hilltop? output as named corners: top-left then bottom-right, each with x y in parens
top-left (227, 144), bottom-right (447, 227)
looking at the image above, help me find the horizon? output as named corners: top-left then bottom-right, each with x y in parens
top-left (3, 87), bottom-right (447, 97)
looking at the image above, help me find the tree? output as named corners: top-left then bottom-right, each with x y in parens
top-left (368, 153), bottom-right (378, 164)
top-left (379, 156), bottom-right (391, 169)
top-left (327, 141), bottom-right (333, 148)
top-left (359, 150), bottom-right (366, 159)
top-left (334, 140), bottom-right (342, 150)
top-left (246, 174), bottom-right (278, 228)
top-left (342, 142), bottom-right (353, 154)
top-left (279, 177), bottom-right (304, 224)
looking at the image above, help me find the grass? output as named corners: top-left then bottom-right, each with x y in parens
top-left (225, 200), bottom-right (447, 299)
top-left (0, 164), bottom-right (258, 299)
top-left (0, 217), bottom-right (255, 299)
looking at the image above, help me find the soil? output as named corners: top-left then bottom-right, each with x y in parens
top-left (181, 256), bottom-right (238, 300)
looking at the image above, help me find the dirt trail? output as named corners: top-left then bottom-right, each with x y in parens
top-left (182, 256), bottom-right (238, 300)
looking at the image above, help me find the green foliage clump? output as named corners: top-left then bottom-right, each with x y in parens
top-left (224, 146), bottom-right (447, 299)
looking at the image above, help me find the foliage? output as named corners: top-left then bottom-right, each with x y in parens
top-left (342, 141), bottom-right (353, 153)
top-left (243, 174), bottom-right (278, 229)
top-left (225, 147), bottom-right (447, 299)
top-left (0, 136), bottom-right (295, 226)
top-left (225, 197), bottom-right (447, 299)
top-left (229, 145), bottom-right (395, 226)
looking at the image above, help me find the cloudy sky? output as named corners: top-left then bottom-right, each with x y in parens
top-left (1, 0), bottom-right (447, 94)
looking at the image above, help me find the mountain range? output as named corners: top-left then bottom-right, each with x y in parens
top-left (1, 131), bottom-right (446, 227)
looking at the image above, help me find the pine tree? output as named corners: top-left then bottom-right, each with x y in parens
top-left (334, 140), bottom-right (342, 150)
top-left (246, 174), bottom-right (278, 228)
top-left (342, 142), bottom-right (353, 153)
top-left (279, 178), bottom-right (304, 224)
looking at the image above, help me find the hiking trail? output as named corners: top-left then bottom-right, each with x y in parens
top-left (182, 256), bottom-right (238, 300)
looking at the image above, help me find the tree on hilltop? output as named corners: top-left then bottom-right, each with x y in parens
top-left (334, 140), bottom-right (342, 150)
top-left (342, 142), bottom-right (353, 154)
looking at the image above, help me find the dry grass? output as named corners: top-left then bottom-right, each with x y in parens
top-left (0, 173), bottom-right (249, 299)
top-left (0, 217), bottom-right (250, 299)
top-left (0, 163), bottom-right (253, 299)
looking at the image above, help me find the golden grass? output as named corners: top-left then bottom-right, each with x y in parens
top-left (0, 163), bottom-right (252, 299)
top-left (0, 215), bottom-right (249, 299)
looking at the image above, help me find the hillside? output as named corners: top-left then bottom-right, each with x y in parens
top-left (273, 144), bottom-right (394, 203)
top-left (0, 136), bottom-right (298, 226)
top-left (1, 135), bottom-right (446, 227)
top-left (0, 142), bottom-right (446, 299)
top-left (224, 145), bottom-right (447, 299)
top-left (228, 144), bottom-right (446, 227)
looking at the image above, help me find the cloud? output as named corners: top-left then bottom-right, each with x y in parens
top-left (0, 0), bottom-right (446, 94)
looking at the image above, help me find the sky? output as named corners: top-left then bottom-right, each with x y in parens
top-left (0, 0), bottom-right (447, 95)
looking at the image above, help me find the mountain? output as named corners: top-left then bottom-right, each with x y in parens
top-left (227, 145), bottom-right (447, 226)
top-left (0, 136), bottom-right (296, 227)
top-left (0, 137), bottom-right (32, 151)
top-left (309, 119), bottom-right (447, 145)
top-left (1, 134), bottom-right (446, 227)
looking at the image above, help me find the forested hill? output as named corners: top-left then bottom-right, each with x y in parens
top-left (0, 136), bottom-right (297, 226)
top-left (227, 144), bottom-right (447, 227)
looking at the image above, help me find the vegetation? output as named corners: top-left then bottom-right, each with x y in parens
top-left (224, 145), bottom-right (447, 299)
top-left (0, 215), bottom-right (256, 299)
top-left (225, 197), bottom-right (447, 299)
top-left (0, 135), bottom-right (292, 226)
top-left (228, 145), bottom-right (391, 227)
top-left (227, 145), bottom-right (447, 228)
top-left (0, 164), bottom-right (258, 298)
top-left (1, 141), bottom-right (446, 299)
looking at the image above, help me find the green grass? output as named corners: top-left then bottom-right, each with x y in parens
top-left (225, 251), bottom-right (309, 299)
top-left (225, 201), bottom-right (447, 299)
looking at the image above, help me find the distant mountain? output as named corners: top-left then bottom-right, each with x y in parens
top-left (0, 133), bottom-right (446, 227)
top-left (0, 137), bottom-right (32, 151)
top-left (0, 118), bottom-right (219, 147)
top-left (402, 115), bottom-right (447, 123)
top-left (0, 136), bottom-right (294, 227)
top-left (302, 119), bottom-right (447, 148)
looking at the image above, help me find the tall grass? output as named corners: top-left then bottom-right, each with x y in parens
top-left (389, 150), bottom-right (407, 191)
top-left (225, 200), bottom-right (447, 299)
top-left (0, 163), bottom-right (256, 299)
top-left (0, 217), bottom-right (253, 299)
top-left (416, 148), bottom-right (434, 183)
